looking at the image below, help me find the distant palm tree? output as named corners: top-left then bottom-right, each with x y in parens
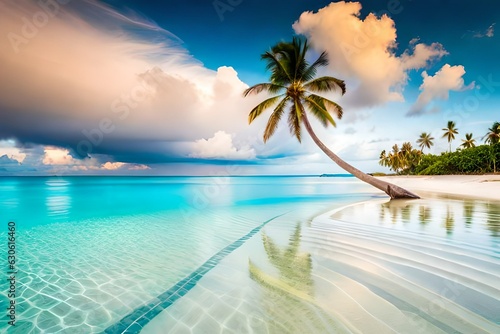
top-left (483, 121), bottom-right (500, 145)
top-left (244, 37), bottom-right (419, 199)
top-left (461, 133), bottom-right (476, 149)
top-left (416, 132), bottom-right (434, 152)
top-left (379, 150), bottom-right (389, 168)
top-left (400, 142), bottom-right (422, 175)
top-left (388, 144), bottom-right (402, 173)
top-left (483, 122), bottom-right (500, 173)
top-left (442, 121), bottom-right (458, 153)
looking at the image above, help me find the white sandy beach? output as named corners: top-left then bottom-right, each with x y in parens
top-left (377, 175), bottom-right (500, 201)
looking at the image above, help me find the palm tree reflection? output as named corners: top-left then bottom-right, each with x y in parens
top-left (463, 201), bottom-right (475, 227)
top-left (418, 206), bottom-right (431, 225)
top-left (248, 224), bottom-right (337, 332)
top-left (444, 207), bottom-right (454, 235)
top-left (380, 200), bottom-right (413, 224)
top-left (485, 203), bottom-right (500, 237)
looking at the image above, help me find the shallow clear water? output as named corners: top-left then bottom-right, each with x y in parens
top-left (0, 176), bottom-right (498, 333)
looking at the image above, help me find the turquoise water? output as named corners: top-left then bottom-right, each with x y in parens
top-left (0, 176), bottom-right (499, 333)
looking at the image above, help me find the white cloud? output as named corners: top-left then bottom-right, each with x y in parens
top-left (292, 1), bottom-right (448, 108)
top-left (0, 155), bottom-right (22, 169)
top-left (128, 164), bottom-right (150, 171)
top-left (0, 0), bottom-right (260, 164)
top-left (43, 147), bottom-right (78, 165)
top-left (189, 131), bottom-right (256, 160)
top-left (102, 162), bottom-right (126, 170)
top-left (0, 144), bottom-right (152, 174)
top-left (408, 64), bottom-right (474, 116)
top-left (0, 140), bottom-right (26, 162)
top-left (486, 24), bottom-right (495, 37)
top-left (474, 23), bottom-right (495, 38)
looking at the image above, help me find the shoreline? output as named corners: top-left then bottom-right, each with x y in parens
top-left (376, 175), bottom-right (500, 202)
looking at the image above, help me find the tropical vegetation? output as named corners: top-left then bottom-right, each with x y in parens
top-left (379, 121), bottom-right (500, 175)
top-left (244, 37), bottom-right (419, 199)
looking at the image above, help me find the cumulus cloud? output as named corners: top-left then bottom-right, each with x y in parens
top-left (0, 155), bottom-right (22, 171)
top-left (43, 147), bottom-right (78, 165)
top-left (0, 0), bottom-right (260, 168)
top-left (0, 143), bottom-right (153, 175)
top-left (101, 162), bottom-right (125, 170)
top-left (189, 131), bottom-right (256, 160)
top-left (293, 1), bottom-right (448, 108)
top-left (0, 139), bottom-right (26, 163)
top-left (408, 64), bottom-right (474, 116)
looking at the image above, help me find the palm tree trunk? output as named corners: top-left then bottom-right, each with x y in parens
top-left (301, 112), bottom-right (420, 199)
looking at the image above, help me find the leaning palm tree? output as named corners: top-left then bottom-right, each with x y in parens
top-left (244, 37), bottom-right (419, 199)
top-left (483, 121), bottom-right (500, 145)
top-left (416, 132), bottom-right (434, 152)
top-left (461, 133), bottom-right (476, 149)
top-left (442, 121), bottom-right (458, 153)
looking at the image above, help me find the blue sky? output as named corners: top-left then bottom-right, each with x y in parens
top-left (0, 0), bottom-right (498, 175)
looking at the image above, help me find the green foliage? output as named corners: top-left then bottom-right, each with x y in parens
top-left (379, 142), bottom-right (422, 174)
top-left (413, 143), bottom-right (500, 175)
top-left (413, 154), bottom-right (441, 174)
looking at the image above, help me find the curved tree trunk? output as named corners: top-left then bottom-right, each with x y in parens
top-left (301, 112), bottom-right (420, 200)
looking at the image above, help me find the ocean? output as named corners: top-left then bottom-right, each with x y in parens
top-left (0, 176), bottom-right (498, 333)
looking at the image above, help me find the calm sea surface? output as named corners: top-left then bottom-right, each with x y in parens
top-left (0, 176), bottom-right (498, 333)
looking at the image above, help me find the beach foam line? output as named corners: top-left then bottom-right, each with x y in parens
top-left (103, 212), bottom-right (288, 334)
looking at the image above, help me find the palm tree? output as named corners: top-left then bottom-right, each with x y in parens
top-left (244, 37), bottom-right (419, 199)
top-left (483, 121), bottom-right (500, 145)
top-left (416, 132), bottom-right (434, 152)
top-left (483, 122), bottom-right (500, 173)
top-left (398, 142), bottom-right (422, 175)
top-left (461, 133), bottom-right (476, 149)
top-left (442, 121), bottom-right (458, 153)
top-left (388, 144), bottom-right (402, 174)
top-left (379, 150), bottom-right (389, 168)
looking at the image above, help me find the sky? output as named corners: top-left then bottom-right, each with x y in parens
top-left (0, 0), bottom-right (499, 176)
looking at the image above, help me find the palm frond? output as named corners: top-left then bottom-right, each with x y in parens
top-left (248, 95), bottom-right (283, 124)
top-left (307, 94), bottom-right (343, 119)
top-left (295, 37), bottom-right (308, 80)
top-left (262, 51), bottom-right (292, 84)
top-left (268, 37), bottom-right (309, 82)
top-left (263, 96), bottom-right (289, 142)
top-left (304, 95), bottom-right (335, 127)
top-left (304, 76), bottom-right (346, 95)
top-left (243, 83), bottom-right (286, 97)
top-left (301, 52), bottom-right (329, 82)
